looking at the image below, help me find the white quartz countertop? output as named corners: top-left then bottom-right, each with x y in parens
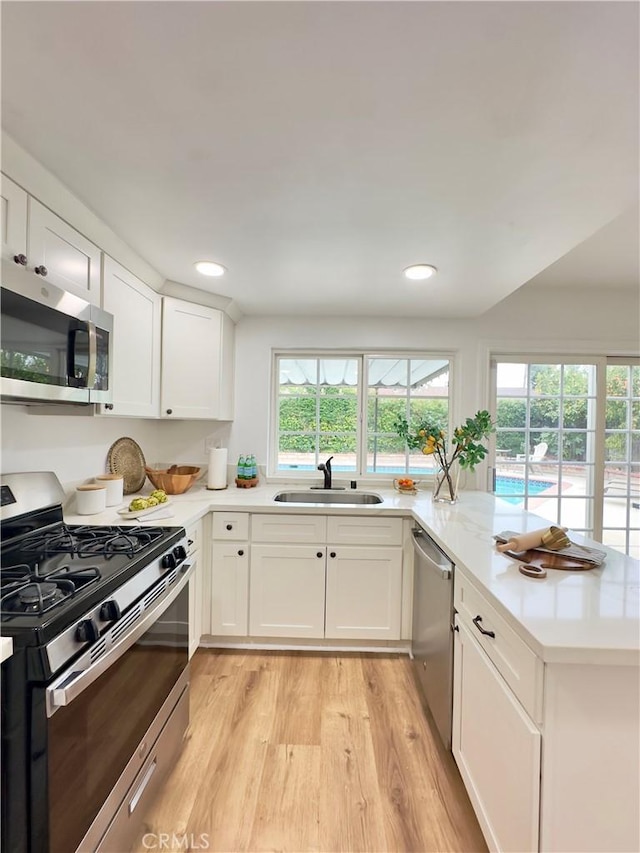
top-left (1, 636), bottom-right (13, 664)
top-left (63, 482), bottom-right (640, 667)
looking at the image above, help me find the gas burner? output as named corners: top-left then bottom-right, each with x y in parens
top-left (20, 582), bottom-right (57, 607)
top-left (1, 579), bottom-right (75, 615)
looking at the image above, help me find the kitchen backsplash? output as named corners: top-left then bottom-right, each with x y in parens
top-left (0, 405), bottom-right (231, 495)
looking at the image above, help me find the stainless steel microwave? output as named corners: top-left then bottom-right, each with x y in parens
top-left (1, 261), bottom-right (114, 405)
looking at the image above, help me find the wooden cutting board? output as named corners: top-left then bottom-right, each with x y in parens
top-left (500, 547), bottom-right (597, 571)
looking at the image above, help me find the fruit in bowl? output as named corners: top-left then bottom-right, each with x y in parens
top-left (394, 477), bottom-right (417, 493)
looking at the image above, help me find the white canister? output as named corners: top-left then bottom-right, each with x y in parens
top-left (95, 474), bottom-right (124, 506)
top-left (76, 484), bottom-right (107, 515)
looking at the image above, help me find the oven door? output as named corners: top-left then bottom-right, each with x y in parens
top-left (42, 565), bottom-right (191, 853)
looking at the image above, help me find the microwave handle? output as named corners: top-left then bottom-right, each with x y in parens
top-left (67, 323), bottom-right (86, 388)
top-left (86, 321), bottom-right (97, 389)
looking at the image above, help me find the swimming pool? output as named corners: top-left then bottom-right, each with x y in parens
top-left (495, 475), bottom-right (555, 505)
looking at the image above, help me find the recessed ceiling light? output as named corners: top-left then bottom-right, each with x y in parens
top-left (403, 264), bottom-right (437, 280)
top-left (195, 261), bottom-right (226, 277)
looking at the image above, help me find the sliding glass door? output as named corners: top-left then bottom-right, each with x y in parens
top-left (490, 356), bottom-right (639, 557)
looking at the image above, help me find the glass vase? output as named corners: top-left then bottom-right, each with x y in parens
top-left (433, 461), bottom-right (459, 504)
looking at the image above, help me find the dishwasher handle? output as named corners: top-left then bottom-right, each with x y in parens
top-left (412, 529), bottom-right (452, 580)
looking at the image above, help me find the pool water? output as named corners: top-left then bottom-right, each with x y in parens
top-left (495, 475), bottom-right (554, 505)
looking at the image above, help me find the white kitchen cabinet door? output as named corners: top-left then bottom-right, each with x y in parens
top-left (1, 174), bottom-right (27, 263)
top-left (188, 552), bottom-right (201, 659)
top-left (28, 198), bottom-right (101, 304)
top-left (100, 256), bottom-right (161, 417)
top-left (161, 296), bottom-right (233, 420)
top-left (210, 542), bottom-right (249, 636)
top-left (325, 545), bottom-right (402, 640)
top-left (249, 544), bottom-right (326, 638)
top-left (187, 521), bottom-right (203, 657)
top-left (453, 618), bottom-right (541, 853)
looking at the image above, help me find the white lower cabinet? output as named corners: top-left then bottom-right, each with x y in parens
top-left (453, 617), bottom-right (541, 853)
top-left (210, 542), bottom-right (249, 636)
top-left (325, 546), bottom-right (402, 639)
top-left (249, 544), bottom-right (326, 638)
top-left (207, 513), bottom-right (404, 641)
top-left (187, 521), bottom-right (203, 658)
top-left (210, 512), bottom-right (249, 637)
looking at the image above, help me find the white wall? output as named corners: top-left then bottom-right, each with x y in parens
top-left (0, 408), bottom-right (229, 493)
top-left (228, 285), bottom-right (640, 475)
top-left (2, 286), bottom-right (636, 493)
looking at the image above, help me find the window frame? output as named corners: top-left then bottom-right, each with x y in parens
top-left (269, 349), bottom-right (457, 480)
top-left (489, 353), bottom-right (639, 556)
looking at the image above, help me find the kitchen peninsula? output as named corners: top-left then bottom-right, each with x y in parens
top-left (62, 484), bottom-right (640, 853)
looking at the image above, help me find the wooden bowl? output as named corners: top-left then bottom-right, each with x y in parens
top-left (144, 465), bottom-right (201, 495)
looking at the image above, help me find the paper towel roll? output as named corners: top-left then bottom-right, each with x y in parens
top-left (207, 448), bottom-right (228, 490)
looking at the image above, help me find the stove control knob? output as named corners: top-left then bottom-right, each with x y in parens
top-left (173, 545), bottom-right (187, 564)
top-left (99, 600), bottom-right (121, 622)
top-left (161, 552), bottom-right (177, 570)
top-left (76, 619), bottom-right (99, 644)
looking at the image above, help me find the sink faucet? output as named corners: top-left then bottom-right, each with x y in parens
top-left (317, 455), bottom-right (333, 489)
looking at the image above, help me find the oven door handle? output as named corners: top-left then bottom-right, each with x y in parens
top-left (46, 563), bottom-right (193, 717)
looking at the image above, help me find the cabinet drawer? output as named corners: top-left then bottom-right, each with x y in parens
top-left (326, 515), bottom-right (402, 545)
top-left (455, 571), bottom-right (543, 721)
top-left (212, 512), bottom-right (249, 540)
top-left (251, 514), bottom-right (326, 543)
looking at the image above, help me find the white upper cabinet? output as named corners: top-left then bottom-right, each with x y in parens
top-left (160, 296), bottom-right (234, 420)
top-left (100, 256), bottom-right (161, 418)
top-left (1, 174), bottom-right (28, 264)
top-left (28, 198), bottom-right (101, 304)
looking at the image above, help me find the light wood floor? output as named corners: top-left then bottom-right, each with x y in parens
top-left (131, 650), bottom-right (487, 853)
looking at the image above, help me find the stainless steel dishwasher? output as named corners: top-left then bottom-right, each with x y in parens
top-left (411, 525), bottom-right (455, 749)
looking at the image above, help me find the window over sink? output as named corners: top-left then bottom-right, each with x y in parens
top-left (271, 352), bottom-right (452, 478)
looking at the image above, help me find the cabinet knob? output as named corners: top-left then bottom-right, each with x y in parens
top-left (330, 551), bottom-right (336, 558)
top-left (166, 408), bottom-right (173, 415)
top-left (238, 549), bottom-right (244, 556)
top-left (226, 524), bottom-right (233, 530)
top-left (13, 254), bottom-right (27, 266)
top-left (34, 265), bottom-right (48, 276)
top-left (316, 551), bottom-right (323, 558)
top-left (104, 403), bottom-right (114, 411)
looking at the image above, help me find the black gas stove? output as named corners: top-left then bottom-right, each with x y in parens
top-left (1, 511), bottom-right (184, 650)
top-left (1, 472), bottom-right (192, 853)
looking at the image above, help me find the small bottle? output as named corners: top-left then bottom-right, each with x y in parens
top-left (237, 455), bottom-right (246, 480)
top-left (241, 455), bottom-right (252, 480)
top-left (249, 454), bottom-right (257, 480)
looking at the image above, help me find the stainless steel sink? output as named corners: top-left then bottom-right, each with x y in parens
top-left (273, 490), bottom-right (383, 505)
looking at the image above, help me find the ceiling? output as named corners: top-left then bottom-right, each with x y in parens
top-left (1, 1), bottom-right (638, 319)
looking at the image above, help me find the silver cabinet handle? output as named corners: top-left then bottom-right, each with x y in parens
top-left (128, 759), bottom-right (157, 815)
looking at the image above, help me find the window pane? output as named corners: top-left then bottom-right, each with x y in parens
top-left (319, 393), bottom-right (357, 429)
top-left (279, 397), bottom-right (317, 432)
top-left (605, 433), bottom-right (628, 462)
top-left (496, 398), bottom-right (526, 429)
top-left (530, 398), bottom-right (560, 428)
top-left (606, 399), bottom-right (628, 430)
top-left (607, 365), bottom-right (630, 397)
top-left (530, 364), bottom-right (560, 393)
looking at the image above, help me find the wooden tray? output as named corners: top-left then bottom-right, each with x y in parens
top-left (235, 477), bottom-right (259, 489)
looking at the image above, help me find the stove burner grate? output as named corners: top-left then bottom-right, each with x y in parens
top-left (0, 564), bottom-right (102, 616)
